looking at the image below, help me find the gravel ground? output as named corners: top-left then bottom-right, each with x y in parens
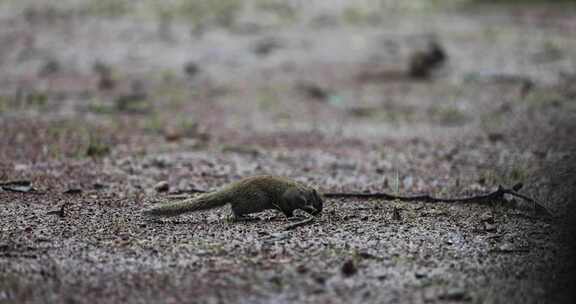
top-left (1, 1), bottom-right (575, 303)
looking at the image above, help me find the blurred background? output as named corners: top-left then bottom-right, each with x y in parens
top-left (1, 0), bottom-right (574, 160)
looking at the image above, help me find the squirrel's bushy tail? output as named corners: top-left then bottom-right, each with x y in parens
top-left (142, 192), bottom-right (228, 218)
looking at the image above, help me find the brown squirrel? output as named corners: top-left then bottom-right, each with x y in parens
top-left (142, 175), bottom-right (323, 220)
top-left (142, 175), bottom-right (548, 222)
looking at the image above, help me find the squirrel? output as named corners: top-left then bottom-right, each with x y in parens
top-left (142, 175), bottom-right (323, 220)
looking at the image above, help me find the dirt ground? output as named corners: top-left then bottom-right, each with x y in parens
top-left (1, 1), bottom-right (576, 303)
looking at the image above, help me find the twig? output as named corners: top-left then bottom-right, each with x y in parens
top-left (324, 183), bottom-right (551, 216)
top-left (284, 217), bottom-right (316, 230)
top-left (0, 180), bottom-right (41, 193)
top-left (47, 202), bottom-right (69, 218)
top-left (167, 188), bottom-right (208, 195)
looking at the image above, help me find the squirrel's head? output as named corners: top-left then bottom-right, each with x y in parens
top-left (303, 188), bottom-right (323, 216)
top-left (290, 184), bottom-right (323, 216)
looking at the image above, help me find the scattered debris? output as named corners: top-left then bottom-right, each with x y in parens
top-left (252, 37), bottom-right (282, 57)
top-left (183, 61), bottom-right (200, 78)
top-left (392, 207), bottom-right (402, 221)
top-left (221, 145), bottom-right (261, 157)
top-left (484, 222), bottom-right (497, 232)
top-left (485, 233), bottom-right (504, 240)
top-left (47, 202), bottom-right (69, 218)
top-left (148, 156), bottom-right (171, 169)
top-left (420, 209), bottom-right (450, 217)
top-left (86, 139), bottom-right (111, 158)
top-left (438, 287), bottom-right (471, 301)
top-left (356, 251), bottom-right (379, 260)
top-left (0, 180), bottom-right (36, 193)
top-left (296, 264), bottom-right (309, 274)
top-left (163, 127), bottom-right (182, 142)
top-left (0, 243), bottom-right (43, 259)
top-left (154, 181), bottom-right (170, 193)
top-left (114, 81), bottom-right (150, 114)
top-left (341, 259), bottom-right (358, 277)
top-left (284, 217), bottom-right (315, 230)
top-left (356, 68), bottom-right (407, 83)
top-left (342, 214), bottom-right (357, 221)
top-left (296, 82), bottom-right (330, 101)
top-left (491, 243), bottom-right (530, 254)
top-left (262, 232), bottom-right (292, 244)
top-left (408, 41), bottom-right (447, 79)
top-left (93, 182), bottom-right (107, 190)
top-left (312, 274), bottom-right (327, 286)
top-left (487, 132), bottom-right (505, 143)
top-left (63, 188), bottom-right (82, 195)
top-left (414, 271), bottom-right (427, 279)
top-left (347, 106), bottom-right (376, 117)
top-left (480, 211), bottom-right (494, 223)
top-left (93, 60), bottom-right (115, 91)
top-left (38, 59), bottom-right (61, 77)
top-left (531, 44), bottom-right (564, 63)
top-left (464, 72), bottom-right (534, 96)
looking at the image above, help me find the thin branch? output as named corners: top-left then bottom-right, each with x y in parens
top-left (325, 183), bottom-right (552, 217)
top-left (47, 202), bottom-right (69, 218)
top-left (284, 217), bottom-right (316, 230)
top-left (167, 188), bottom-right (208, 195)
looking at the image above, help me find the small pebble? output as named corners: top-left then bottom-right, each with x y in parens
top-left (341, 259), bottom-right (358, 277)
top-left (484, 222), bottom-right (497, 232)
top-left (480, 211), bottom-right (494, 223)
top-left (154, 181), bottom-right (170, 193)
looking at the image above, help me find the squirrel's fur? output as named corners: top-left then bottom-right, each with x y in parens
top-left (142, 175), bottom-right (323, 220)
